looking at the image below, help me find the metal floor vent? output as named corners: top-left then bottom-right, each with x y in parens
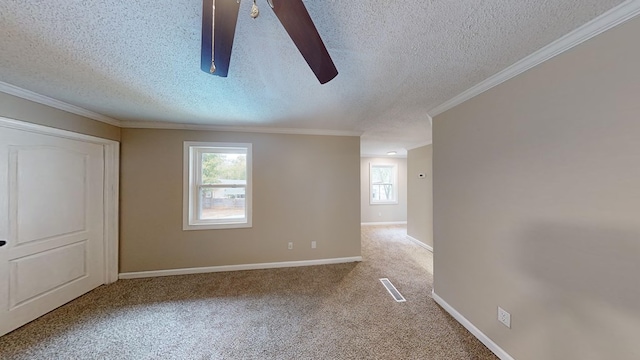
top-left (379, 278), bottom-right (406, 302)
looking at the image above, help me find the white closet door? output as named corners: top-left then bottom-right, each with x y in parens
top-left (0, 126), bottom-right (104, 337)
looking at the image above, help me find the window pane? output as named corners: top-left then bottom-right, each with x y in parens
top-left (370, 164), bottom-right (397, 204)
top-left (380, 185), bottom-right (394, 201)
top-left (201, 153), bottom-right (247, 185)
top-left (371, 165), bottom-right (392, 184)
top-left (200, 187), bottom-right (246, 220)
top-left (185, 142), bottom-right (252, 230)
top-left (372, 184), bottom-right (395, 201)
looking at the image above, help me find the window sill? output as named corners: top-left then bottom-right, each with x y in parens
top-left (183, 222), bottom-right (252, 231)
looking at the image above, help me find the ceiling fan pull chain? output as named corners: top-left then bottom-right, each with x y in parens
top-left (250, 0), bottom-right (259, 19)
top-left (210, 0), bottom-right (216, 73)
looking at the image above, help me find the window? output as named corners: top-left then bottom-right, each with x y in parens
top-left (370, 163), bottom-right (398, 204)
top-left (183, 142), bottom-right (252, 230)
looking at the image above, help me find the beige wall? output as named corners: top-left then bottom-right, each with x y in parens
top-left (407, 145), bottom-right (432, 247)
top-left (0, 92), bottom-right (120, 141)
top-left (360, 157), bottom-right (407, 223)
top-left (433, 16), bottom-right (640, 360)
top-left (120, 128), bottom-right (361, 272)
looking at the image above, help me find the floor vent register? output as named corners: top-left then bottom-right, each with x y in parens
top-left (379, 278), bottom-right (406, 302)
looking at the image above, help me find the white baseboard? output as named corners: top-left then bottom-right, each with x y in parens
top-left (431, 290), bottom-right (515, 360)
top-left (361, 221), bottom-right (407, 226)
top-left (406, 235), bottom-right (433, 252)
top-left (119, 256), bottom-right (363, 279)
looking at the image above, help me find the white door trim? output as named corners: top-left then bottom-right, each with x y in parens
top-left (0, 116), bottom-right (119, 284)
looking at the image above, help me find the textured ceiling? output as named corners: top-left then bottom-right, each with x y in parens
top-left (0, 0), bottom-right (624, 155)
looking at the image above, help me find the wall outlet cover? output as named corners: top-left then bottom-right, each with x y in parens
top-left (498, 306), bottom-right (511, 328)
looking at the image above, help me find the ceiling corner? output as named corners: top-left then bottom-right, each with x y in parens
top-left (427, 0), bottom-right (640, 117)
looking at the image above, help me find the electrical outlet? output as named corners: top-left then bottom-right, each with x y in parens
top-left (311, 241), bottom-right (316, 249)
top-left (497, 306), bottom-right (511, 328)
top-left (288, 242), bottom-right (293, 250)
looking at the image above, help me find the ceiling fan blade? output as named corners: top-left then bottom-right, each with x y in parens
top-left (269, 0), bottom-right (338, 84)
top-left (201, 0), bottom-right (241, 77)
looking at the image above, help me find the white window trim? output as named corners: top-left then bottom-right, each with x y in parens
top-left (183, 141), bottom-right (252, 230)
top-left (369, 162), bottom-right (399, 205)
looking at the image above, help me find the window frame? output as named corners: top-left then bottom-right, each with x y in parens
top-left (369, 162), bottom-right (398, 205)
top-left (183, 141), bottom-right (252, 230)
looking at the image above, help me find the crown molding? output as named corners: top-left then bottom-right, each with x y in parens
top-left (360, 153), bottom-right (407, 159)
top-left (0, 81), bottom-right (122, 127)
top-left (428, 0), bottom-right (640, 117)
top-left (120, 120), bottom-right (363, 137)
top-left (0, 81), bottom-right (362, 137)
top-left (406, 141), bottom-right (432, 150)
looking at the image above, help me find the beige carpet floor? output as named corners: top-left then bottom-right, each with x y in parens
top-left (0, 225), bottom-right (497, 359)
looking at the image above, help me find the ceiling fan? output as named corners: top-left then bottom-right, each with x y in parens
top-left (200, 0), bottom-right (338, 84)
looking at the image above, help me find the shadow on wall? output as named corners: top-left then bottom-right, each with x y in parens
top-left (517, 223), bottom-right (640, 359)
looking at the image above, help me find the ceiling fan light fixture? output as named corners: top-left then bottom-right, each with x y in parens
top-left (250, 0), bottom-right (259, 18)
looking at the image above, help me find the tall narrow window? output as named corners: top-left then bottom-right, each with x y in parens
top-left (370, 163), bottom-right (398, 204)
top-left (183, 142), bottom-right (252, 230)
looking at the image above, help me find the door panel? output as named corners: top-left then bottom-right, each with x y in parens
top-left (12, 147), bottom-right (87, 244)
top-left (10, 241), bottom-right (87, 308)
top-left (0, 126), bottom-right (104, 337)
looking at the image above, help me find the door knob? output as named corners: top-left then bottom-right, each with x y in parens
top-left (0, 240), bottom-right (6, 247)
